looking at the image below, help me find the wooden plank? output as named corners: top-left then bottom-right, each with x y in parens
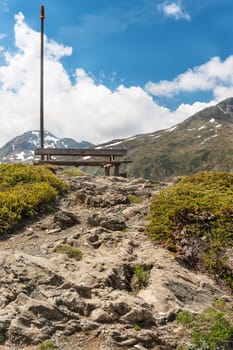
top-left (34, 148), bottom-right (127, 157)
top-left (33, 159), bottom-right (131, 166)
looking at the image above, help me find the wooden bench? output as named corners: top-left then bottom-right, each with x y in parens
top-left (33, 148), bottom-right (131, 176)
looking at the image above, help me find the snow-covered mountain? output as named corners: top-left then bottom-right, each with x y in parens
top-left (0, 130), bottom-right (94, 163)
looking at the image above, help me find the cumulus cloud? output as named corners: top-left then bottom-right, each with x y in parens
top-left (0, 12), bottom-right (231, 148)
top-left (158, 1), bottom-right (191, 21)
top-left (0, 12), bottom-right (185, 146)
top-left (146, 56), bottom-right (233, 100)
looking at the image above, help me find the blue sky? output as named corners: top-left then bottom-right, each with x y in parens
top-left (0, 0), bottom-right (233, 145)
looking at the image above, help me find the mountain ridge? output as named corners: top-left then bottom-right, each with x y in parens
top-left (0, 130), bottom-right (94, 163)
top-left (97, 97), bottom-right (233, 180)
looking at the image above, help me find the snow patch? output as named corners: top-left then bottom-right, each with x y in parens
top-left (198, 125), bottom-right (206, 130)
top-left (44, 142), bottom-right (56, 149)
top-left (16, 152), bottom-right (26, 160)
top-left (165, 126), bottom-right (177, 133)
top-left (126, 136), bottom-right (136, 141)
top-left (199, 134), bottom-right (218, 145)
top-left (209, 118), bottom-right (215, 123)
top-left (28, 138), bottom-right (38, 146)
top-left (104, 141), bottom-right (123, 147)
top-left (32, 131), bottom-right (39, 136)
top-left (45, 135), bottom-right (59, 142)
top-left (217, 106), bottom-right (227, 114)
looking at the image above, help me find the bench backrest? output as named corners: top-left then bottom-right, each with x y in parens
top-left (34, 148), bottom-right (127, 157)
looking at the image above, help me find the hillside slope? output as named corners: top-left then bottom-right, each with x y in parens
top-left (98, 98), bottom-right (233, 181)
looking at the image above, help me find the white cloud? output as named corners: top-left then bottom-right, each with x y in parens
top-left (0, 12), bottom-right (230, 148)
top-left (146, 56), bottom-right (233, 100)
top-left (158, 1), bottom-right (191, 21)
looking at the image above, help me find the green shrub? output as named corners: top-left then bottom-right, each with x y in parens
top-left (62, 168), bottom-right (85, 176)
top-left (176, 305), bottom-right (233, 349)
top-left (39, 340), bottom-right (56, 350)
top-left (0, 164), bottom-right (67, 193)
top-left (0, 164), bottom-right (68, 235)
top-left (147, 171), bottom-right (233, 287)
top-left (128, 194), bottom-right (143, 204)
top-left (134, 265), bottom-right (150, 289)
top-left (57, 244), bottom-right (83, 261)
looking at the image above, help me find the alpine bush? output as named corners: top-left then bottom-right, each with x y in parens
top-left (147, 171), bottom-right (233, 288)
top-left (0, 164), bottom-right (68, 234)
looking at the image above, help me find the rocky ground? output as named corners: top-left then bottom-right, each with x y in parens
top-left (0, 175), bottom-right (231, 350)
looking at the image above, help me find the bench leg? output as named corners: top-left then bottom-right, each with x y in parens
top-left (104, 166), bottom-right (110, 176)
top-left (114, 164), bottom-right (120, 176)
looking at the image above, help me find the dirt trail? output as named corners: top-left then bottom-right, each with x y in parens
top-left (0, 175), bottom-right (230, 350)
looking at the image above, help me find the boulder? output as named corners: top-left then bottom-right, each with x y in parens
top-left (53, 210), bottom-right (80, 229)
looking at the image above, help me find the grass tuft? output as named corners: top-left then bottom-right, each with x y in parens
top-left (57, 244), bottom-right (83, 261)
top-left (176, 303), bottom-right (233, 349)
top-left (39, 340), bottom-right (57, 350)
top-left (128, 194), bottom-right (143, 204)
top-left (134, 265), bottom-right (150, 289)
top-left (61, 168), bottom-right (85, 176)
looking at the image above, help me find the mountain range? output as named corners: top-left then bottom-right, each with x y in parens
top-left (0, 130), bottom-right (94, 163)
top-left (0, 97), bottom-right (233, 181)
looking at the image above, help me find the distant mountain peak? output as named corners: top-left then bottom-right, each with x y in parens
top-left (217, 97), bottom-right (233, 115)
top-left (0, 130), bottom-right (94, 163)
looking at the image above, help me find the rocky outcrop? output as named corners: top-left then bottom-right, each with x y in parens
top-left (0, 175), bottom-right (231, 350)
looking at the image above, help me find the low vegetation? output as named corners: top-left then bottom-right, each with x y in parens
top-left (61, 168), bottom-right (85, 176)
top-left (134, 325), bottom-right (142, 332)
top-left (56, 244), bottom-right (83, 261)
top-left (0, 164), bottom-right (68, 235)
top-left (147, 171), bottom-right (233, 288)
top-left (128, 194), bottom-right (143, 204)
top-left (39, 340), bottom-right (57, 350)
top-left (176, 301), bottom-right (233, 349)
top-left (134, 265), bottom-right (150, 289)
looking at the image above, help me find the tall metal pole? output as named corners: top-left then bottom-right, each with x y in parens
top-left (40, 5), bottom-right (45, 155)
